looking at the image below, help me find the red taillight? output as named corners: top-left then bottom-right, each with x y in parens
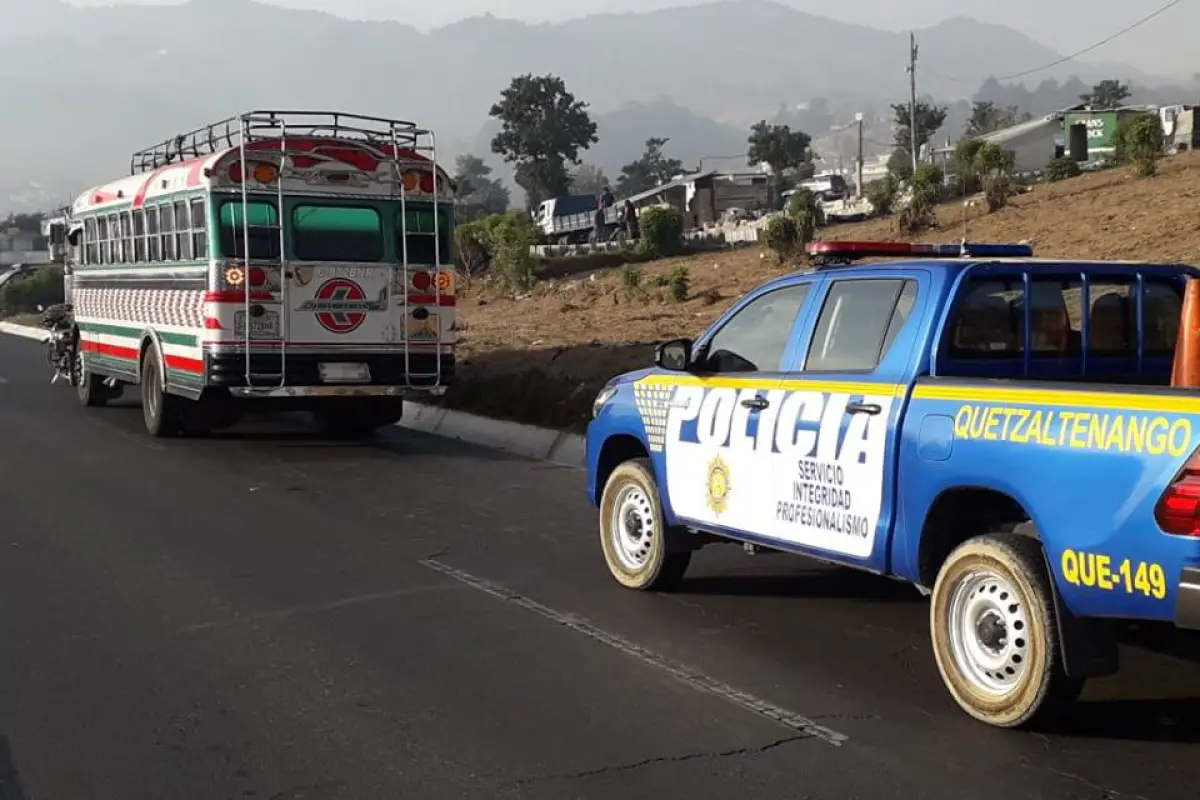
top-left (1155, 452), bottom-right (1200, 536)
top-left (228, 162), bottom-right (243, 183)
top-left (411, 270), bottom-right (431, 290)
top-left (248, 267), bottom-right (267, 286)
top-left (419, 172), bottom-right (435, 193)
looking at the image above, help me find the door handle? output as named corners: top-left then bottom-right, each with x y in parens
top-left (741, 396), bottom-right (769, 410)
top-left (846, 402), bottom-right (881, 415)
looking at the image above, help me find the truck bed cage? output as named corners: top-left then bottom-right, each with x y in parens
top-left (129, 110), bottom-right (431, 174)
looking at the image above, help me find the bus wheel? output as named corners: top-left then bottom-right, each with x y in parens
top-left (140, 345), bottom-right (182, 438)
top-left (930, 533), bottom-right (1084, 728)
top-left (599, 458), bottom-right (691, 591)
top-left (73, 342), bottom-right (108, 408)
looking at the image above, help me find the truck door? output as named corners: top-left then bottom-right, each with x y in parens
top-left (662, 278), bottom-right (820, 540)
top-left (769, 272), bottom-right (927, 568)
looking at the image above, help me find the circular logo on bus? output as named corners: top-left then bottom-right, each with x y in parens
top-left (311, 278), bottom-right (368, 333)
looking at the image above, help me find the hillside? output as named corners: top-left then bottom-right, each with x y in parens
top-left (0, 0), bottom-right (1148, 211)
top-left (444, 151), bottom-right (1200, 431)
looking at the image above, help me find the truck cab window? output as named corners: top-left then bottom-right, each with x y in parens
top-left (806, 278), bottom-right (917, 371)
top-left (699, 284), bottom-right (810, 373)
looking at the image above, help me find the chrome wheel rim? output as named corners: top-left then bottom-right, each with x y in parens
top-left (145, 360), bottom-right (159, 420)
top-left (946, 570), bottom-right (1031, 696)
top-left (609, 484), bottom-right (656, 571)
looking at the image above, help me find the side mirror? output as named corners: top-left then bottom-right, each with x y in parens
top-left (655, 338), bottom-right (693, 371)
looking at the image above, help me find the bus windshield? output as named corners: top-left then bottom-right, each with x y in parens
top-left (398, 206), bottom-right (452, 265)
top-left (292, 204), bottom-right (384, 262)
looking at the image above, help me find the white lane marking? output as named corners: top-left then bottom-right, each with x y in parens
top-left (179, 583), bottom-right (463, 633)
top-left (419, 558), bottom-right (848, 746)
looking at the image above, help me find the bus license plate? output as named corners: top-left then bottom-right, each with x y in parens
top-left (233, 310), bottom-right (280, 339)
top-left (319, 363), bottom-right (370, 383)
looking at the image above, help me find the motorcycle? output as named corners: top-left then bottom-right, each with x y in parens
top-left (38, 302), bottom-right (75, 385)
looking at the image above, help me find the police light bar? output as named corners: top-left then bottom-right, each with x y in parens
top-left (806, 241), bottom-right (1033, 260)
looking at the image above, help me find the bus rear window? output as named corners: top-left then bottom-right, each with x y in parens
top-left (292, 205), bottom-right (383, 262)
top-left (398, 207), bottom-right (451, 264)
top-left (218, 200), bottom-right (280, 260)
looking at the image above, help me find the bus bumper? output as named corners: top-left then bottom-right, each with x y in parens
top-left (228, 384), bottom-right (445, 398)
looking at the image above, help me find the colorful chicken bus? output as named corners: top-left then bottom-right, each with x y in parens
top-left (55, 110), bottom-right (455, 437)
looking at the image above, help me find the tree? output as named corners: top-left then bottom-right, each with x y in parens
top-left (1117, 112), bottom-right (1165, 177)
top-left (964, 102), bottom-right (1030, 138)
top-left (489, 73), bottom-right (599, 209)
top-left (1081, 79), bottom-right (1131, 109)
top-left (571, 163), bottom-right (608, 196)
top-left (2, 212), bottom-right (44, 234)
top-left (616, 137), bottom-right (685, 196)
top-left (974, 142), bottom-right (1016, 212)
top-left (747, 121), bottom-right (812, 175)
top-left (453, 154), bottom-right (510, 222)
top-left (889, 101), bottom-right (947, 180)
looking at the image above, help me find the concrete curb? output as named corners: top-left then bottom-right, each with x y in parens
top-left (0, 321), bottom-right (586, 468)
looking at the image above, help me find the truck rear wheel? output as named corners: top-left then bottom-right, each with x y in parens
top-left (930, 533), bottom-right (1084, 728)
top-left (599, 458), bottom-right (691, 591)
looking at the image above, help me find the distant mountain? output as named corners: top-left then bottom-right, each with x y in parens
top-left (0, 0), bottom-right (1154, 211)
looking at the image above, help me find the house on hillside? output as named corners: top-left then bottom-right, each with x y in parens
top-left (978, 116), bottom-right (1062, 174)
top-left (622, 170), bottom-right (774, 230)
top-left (1061, 103), bottom-right (1158, 163)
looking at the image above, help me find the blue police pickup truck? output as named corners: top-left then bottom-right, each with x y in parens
top-left (585, 240), bottom-right (1200, 728)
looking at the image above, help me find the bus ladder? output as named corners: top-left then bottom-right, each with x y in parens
top-left (389, 125), bottom-right (443, 391)
top-left (239, 115), bottom-right (289, 389)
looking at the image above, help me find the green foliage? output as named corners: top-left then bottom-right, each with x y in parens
top-left (1116, 112), bottom-right (1165, 177)
top-left (619, 263), bottom-right (644, 299)
top-left (866, 175), bottom-right (899, 216)
top-left (0, 266), bottom-right (63, 316)
top-left (489, 73), bottom-right (599, 208)
top-left (2, 212), bottom-right (45, 235)
top-left (763, 215), bottom-right (800, 263)
top-left (453, 154), bottom-right (510, 222)
top-left (889, 101), bottom-right (948, 179)
top-left (897, 164), bottom-right (942, 233)
top-left (1080, 79), bottom-right (1131, 109)
top-left (786, 188), bottom-right (819, 246)
top-left (616, 138), bottom-right (684, 196)
top-left (663, 264), bottom-right (690, 302)
top-left (636, 206), bottom-right (684, 257)
top-left (964, 102), bottom-right (1030, 138)
top-left (571, 163), bottom-right (608, 195)
top-left (1045, 156), bottom-right (1082, 182)
top-left (454, 211), bottom-right (538, 291)
top-left (952, 138), bottom-right (985, 195)
top-left (973, 142), bottom-right (1016, 212)
top-left (747, 121), bottom-right (812, 174)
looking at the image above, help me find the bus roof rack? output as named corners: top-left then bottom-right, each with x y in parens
top-left (807, 240), bottom-right (1033, 266)
top-left (129, 110), bottom-right (431, 175)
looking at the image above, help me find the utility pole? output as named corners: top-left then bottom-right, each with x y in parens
top-left (907, 32), bottom-right (919, 174)
top-left (855, 112), bottom-right (864, 198)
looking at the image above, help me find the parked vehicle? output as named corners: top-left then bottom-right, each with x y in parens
top-left (586, 239), bottom-right (1200, 728)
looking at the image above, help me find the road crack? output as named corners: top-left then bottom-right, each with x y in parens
top-left (508, 735), bottom-right (811, 786)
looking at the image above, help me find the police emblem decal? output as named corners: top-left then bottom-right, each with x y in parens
top-left (705, 454), bottom-right (731, 515)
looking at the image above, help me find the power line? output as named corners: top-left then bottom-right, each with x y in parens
top-left (921, 0), bottom-right (1183, 84)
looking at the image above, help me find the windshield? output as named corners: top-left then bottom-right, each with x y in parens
top-left (398, 207), bottom-right (452, 265)
top-left (218, 200), bottom-right (280, 260)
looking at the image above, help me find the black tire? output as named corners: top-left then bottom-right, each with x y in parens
top-left (73, 340), bottom-right (108, 408)
top-left (599, 458), bottom-right (692, 591)
top-left (930, 533), bottom-right (1085, 728)
top-left (140, 345), bottom-right (181, 438)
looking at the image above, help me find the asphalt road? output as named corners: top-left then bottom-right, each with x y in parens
top-left (0, 332), bottom-right (1198, 800)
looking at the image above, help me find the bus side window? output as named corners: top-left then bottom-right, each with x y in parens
top-left (190, 198), bottom-right (207, 259)
top-left (132, 210), bottom-right (146, 263)
top-left (161, 204), bottom-right (176, 260)
top-left (146, 207), bottom-right (161, 262)
top-left (97, 215), bottom-right (109, 264)
top-left (84, 218), bottom-right (97, 265)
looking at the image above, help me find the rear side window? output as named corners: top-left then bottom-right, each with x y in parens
top-left (399, 207), bottom-right (452, 265)
top-left (805, 278), bottom-right (918, 372)
top-left (948, 274), bottom-right (1181, 361)
top-left (218, 200), bottom-right (279, 260)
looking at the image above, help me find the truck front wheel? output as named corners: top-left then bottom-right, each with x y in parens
top-left (930, 533), bottom-right (1084, 728)
top-left (599, 458), bottom-right (691, 591)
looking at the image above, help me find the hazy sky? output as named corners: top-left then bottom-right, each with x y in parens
top-left (68, 0), bottom-right (1194, 76)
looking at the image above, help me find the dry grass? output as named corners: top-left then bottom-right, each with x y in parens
top-left (444, 151), bottom-right (1200, 431)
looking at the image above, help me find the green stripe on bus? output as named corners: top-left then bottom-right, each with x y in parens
top-left (78, 322), bottom-right (197, 347)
